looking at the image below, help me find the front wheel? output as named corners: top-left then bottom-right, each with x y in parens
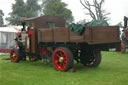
top-left (53, 47), bottom-right (74, 72)
top-left (10, 49), bottom-right (20, 63)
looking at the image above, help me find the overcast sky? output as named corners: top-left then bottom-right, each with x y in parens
top-left (0, 0), bottom-right (128, 25)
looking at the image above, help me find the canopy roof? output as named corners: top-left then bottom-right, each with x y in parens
top-left (0, 26), bottom-right (21, 33)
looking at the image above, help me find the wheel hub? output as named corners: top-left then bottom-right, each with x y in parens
top-left (59, 57), bottom-right (64, 63)
top-left (10, 50), bottom-right (18, 62)
top-left (12, 54), bottom-right (15, 57)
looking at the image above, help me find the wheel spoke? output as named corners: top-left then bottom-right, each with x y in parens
top-left (62, 54), bottom-right (65, 58)
top-left (60, 63), bottom-right (63, 67)
top-left (63, 62), bottom-right (66, 66)
top-left (55, 60), bottom-right (59, 63)
top-left (60, 52), bottom-right (63, 57)
top-left (64, 58), bottom-right (67, 62)
top-left (56, 54), bottom-right (60, 58)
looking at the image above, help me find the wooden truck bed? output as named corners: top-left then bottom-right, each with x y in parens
top-left (38, 26), bottom-right (120, 45)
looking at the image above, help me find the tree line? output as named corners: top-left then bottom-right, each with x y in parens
top-left (0, 0), bottom-right (109, 26)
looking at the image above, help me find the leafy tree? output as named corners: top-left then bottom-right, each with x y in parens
top-left (6, 0), bottom-right (26, 25)
top-left (0, 10), bottom-right (4, 26)
top-left (43, 0), bottom-right (74, 23)
top-left (6, 0), bottom-right (41, 25)
top-left (25, 0), bottom-right (41, 18)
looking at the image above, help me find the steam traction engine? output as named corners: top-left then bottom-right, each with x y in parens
top-left (10, 16), bottom-right (121, 72)
top-left (121, 16), bottom-right (128, 53)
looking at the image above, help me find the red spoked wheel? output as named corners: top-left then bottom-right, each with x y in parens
top-left (53, 47), bottom-right (74, 72)
top-left (10, 49), bottom-right (20, 63)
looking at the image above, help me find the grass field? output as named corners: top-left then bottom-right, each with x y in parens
top-left (0, 52), bottom-right (128, 85)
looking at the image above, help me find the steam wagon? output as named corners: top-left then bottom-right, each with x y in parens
top-left (10, 16), bottom-right (121, 72)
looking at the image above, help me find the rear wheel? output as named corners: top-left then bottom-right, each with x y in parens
top-left (53, 47), bottom-right (74, 72)
top-left (80, 49), bottom-right (101, 67)
top-left (10, 49), bottom-right (20, 63)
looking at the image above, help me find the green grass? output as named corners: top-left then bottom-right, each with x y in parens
top-left (0, 52), bottom-right (128, 85)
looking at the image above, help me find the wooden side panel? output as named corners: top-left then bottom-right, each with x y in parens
top-left (84, 28), bottom-right (90, 43)
top-left (31, 30), bottom-right (35, 53)
top-left (38, 28), bottom-right (69, 43)
top-left (85, 26), bottom-right (121, 44)
top-left (37, 26), bottom-right (120, 45)
top-left (69, 31), bottom-right (84, 43)
top-left (33, 16), bottom-right (65, 29)
top-left (53, 28), bottom-right (69, 43)
top-left (38, 31), bottom-right (41, 43)
top-left (41, 29), bottom-right (53, 42)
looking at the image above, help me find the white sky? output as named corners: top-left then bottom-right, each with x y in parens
top-left (0, 0), bottom-right (128, 25)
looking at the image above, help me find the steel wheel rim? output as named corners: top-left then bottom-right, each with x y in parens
top-left (86, 59), bottom-right (95, 66)
top-left (53, 49), bottom-right (67, 71)
top-left (86, 56), bottom-right (95, 66)
top-left (10, 51), bottom-right (18, 62)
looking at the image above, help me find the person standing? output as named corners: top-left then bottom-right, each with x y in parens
top-left (27, 27), bottom-right (33, 61)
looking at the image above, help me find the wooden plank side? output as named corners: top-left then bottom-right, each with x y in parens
top-left (41, 29), bottom-right (53, 42)
top-left (69, 31), bottom-right (84, 43)
top-left (53, 27), bottom-right (69, 43)
top-left (84, 28), bottom-right (91, 43)
top-left (38, 30), bottom-right (41, 43)
top-left (85, 26), bottom-right (121, 44)
top-left (38, 26), bottom-right (120, 45)
top-left (33, 16), bottom-right (65, 29)
top-left (31, 30), bottom-right (36, 53)
top-left (38, 27), bottom-right (84, 43)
